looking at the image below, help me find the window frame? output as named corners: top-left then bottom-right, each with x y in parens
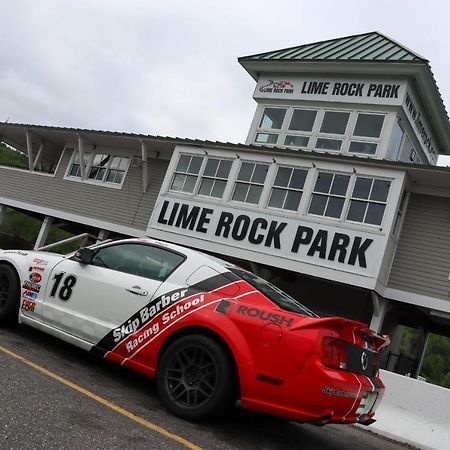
top-left (197, 157), bottom-right (234, 199)
top-left (231, 160), bottom-right (270, 205)
top-left (65, 150), bottom-right (130, 188)
top-left (89, 242), bottom-right (186, 282)
top-left (307, 170), bottom-right (352, 220)
top-left (266, 165), bottom-right (309, 212)
top-left (253, 106), bottom-right (386, 157)
top-left (346, 176), bottom-right (391, 227)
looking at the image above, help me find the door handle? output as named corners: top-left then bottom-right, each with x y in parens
top-left (126, 286), bottom-right (148, 296)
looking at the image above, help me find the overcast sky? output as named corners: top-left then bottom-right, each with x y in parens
top-left (2, 0), bottom-right (450, 156)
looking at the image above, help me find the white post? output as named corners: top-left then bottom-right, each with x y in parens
top-left (369, 292), bottom-right (389, 333)
top-left (140, 139), bottom-right (148, 193)
top-left (34, 216), bottom-right (53, 250)
top-left (32, 142), bottom-right (44, 170)
top-left (96, 229), bottom-right (109, 244)
top-left (77, 134), bottom-right (86, 180)
top-left (25, 130), bottom-right (34, 171)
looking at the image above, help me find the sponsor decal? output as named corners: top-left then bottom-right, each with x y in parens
top-left (22, 290), bottom-right (38, 300)
top-left (157, 201), bottom-right (373, 268)
top-left (322, 387), bottom-right (357, 399)
top-left (112, 288), bottom-right (189, 344)
top-left (32, 258), bottom-right (48, 266)
top-left (22, 280), bottom-right (41, 293)
top-left (29, 272), bottom-right (42, 284)
top-left (29, 266), bottom-right (45, 273)
top-left (361, 352), bottom-right (369, 371)
top-left (215, 299), bottom-right (235, 315)
top-left (259, 79), bottom-right (294, 94)
top-left (21, 299), bottom-right (36, 312)
top-left (90, 273), bottom-right (245, 363)
top-left (235, 305), bottom-right (293, 327)
top-left (125, 293), bottom-right (206, 354)
top-left (3, 250), bottom-right (28, 256)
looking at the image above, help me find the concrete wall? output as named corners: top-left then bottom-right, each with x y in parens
top-left (368, 370), bottom-right (450, 450)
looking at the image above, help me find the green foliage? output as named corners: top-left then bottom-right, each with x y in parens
top-left (0, 142), bottom-right (29, 169)
top-left (400, 327), bottom-right (450, 388)
top-left (0, 207), bottom-right (78, 254)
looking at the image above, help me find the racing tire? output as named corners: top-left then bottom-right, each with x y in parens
top-left (0, 264), bottom-right (20, 326)
top-left (157, 334), bottom-right (235, 421)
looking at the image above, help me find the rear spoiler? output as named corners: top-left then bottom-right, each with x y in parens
top-left (291, 317), bottom-right (390, 351)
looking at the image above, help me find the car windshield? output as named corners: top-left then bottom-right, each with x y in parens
top-left (230, 268), bottom-right (318, 318)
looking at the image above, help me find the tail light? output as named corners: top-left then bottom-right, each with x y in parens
top-left (322, 337), bottom-right (347, 370)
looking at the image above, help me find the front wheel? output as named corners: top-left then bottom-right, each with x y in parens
top-left (0, 264), bottom-right (20, 326)
top-left (156, 334), bottom-right (235, 420)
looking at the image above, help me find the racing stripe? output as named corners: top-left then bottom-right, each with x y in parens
top-left (90, 272), bottom-right (241, 358)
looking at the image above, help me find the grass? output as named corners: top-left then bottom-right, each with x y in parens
top-left (0, 142), bottom-right (29, 169)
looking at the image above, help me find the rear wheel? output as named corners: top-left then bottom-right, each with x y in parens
top-left (156, 334), bottom-right (234, 420)
top-left (0, 264), bottom-right (20, 326)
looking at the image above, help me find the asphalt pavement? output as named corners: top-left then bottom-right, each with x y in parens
top-left (0, 325), bottom-right (414, 450)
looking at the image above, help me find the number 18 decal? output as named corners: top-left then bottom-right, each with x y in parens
top-left (50, 273), bottom-right (77, 301)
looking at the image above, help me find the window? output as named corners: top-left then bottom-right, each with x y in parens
top-left (88, 154), bottom-right (111, 181)
top-left (309, 172), bottom-right (350, 218)
top-left (288, 109), bottom-right (317, 132)
top-left (68, 152), bottom-right (90, 177)
top-left (255, 133), bottom-right (278, 144)
top-left (259, 108), bottom-right (286, 129)
top-left (67, 151), bottom-right (129, 185)
top-left (91, 243), bottom-right (185, 281)
top-left (320, 111), bottom-right (350, 134)
top-left (105, 157), bottom-right (129, 184)
top-left (170, 154), bottom-right (204, 193)
top-left (268, 167), bottom-right (307, 211)
top-left (347, 177), bottom-right (391, 225)
top-left (198, 158), bottom-right (233, 198)
top-left (349, 113), bottom-right (385, 155)
top-left (253, 106), bottom-right (386, 158)
top-left (232, 162), bottom-right (269, 204)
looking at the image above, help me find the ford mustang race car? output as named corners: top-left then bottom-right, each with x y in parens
top-left (0, 237), bottom-right (388, 424)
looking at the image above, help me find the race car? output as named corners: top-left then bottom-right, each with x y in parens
top-left (0, 237), bottom-right (388, 424)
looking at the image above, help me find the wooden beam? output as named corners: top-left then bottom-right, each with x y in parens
top-left (77, 134), bottom-right (86, 180)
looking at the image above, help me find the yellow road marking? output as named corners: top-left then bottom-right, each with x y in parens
top-left (0, 344), bottom-right (202, 450)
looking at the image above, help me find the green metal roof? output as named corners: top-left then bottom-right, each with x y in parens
top-left (239, 32), bottom-right (426, 63)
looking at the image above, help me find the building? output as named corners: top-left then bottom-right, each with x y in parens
top-left (1, 32), bottom-right (450, 377)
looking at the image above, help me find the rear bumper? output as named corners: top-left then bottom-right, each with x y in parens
top-left (240, 354), bottom-right (384, 424)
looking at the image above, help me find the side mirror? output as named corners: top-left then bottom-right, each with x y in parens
top-left (74, 247), bottom-right (94, 264)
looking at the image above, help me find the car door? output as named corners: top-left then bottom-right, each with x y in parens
top-left (41, 242), bottom-right (185, 345)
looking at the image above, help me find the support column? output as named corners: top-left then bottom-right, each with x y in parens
top-left (385, 325), bottom-right (404, 372)
top-left (369, 292), bottom-right (389, 333)
top-left (25, 130), bottom-right (34, 171)
top-left (96, 229), bottom-right (109, 244)
top-left (412, 327), bottom-right (430, 379)
top-left (140, 139), bottom-right (148, 193)
top-left (34, 216), bottom-right (53, 250)
top-left (0, 204), bottom-right (6, 228)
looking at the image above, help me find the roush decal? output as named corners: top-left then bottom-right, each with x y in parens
top-left (29, 266), bottom-right (45, 273)
top-left (90, 272), bottom-right (241, 359)
top-left (235, 305), bottom-right (294, 327)
top-left (215, 299), bottom-right (236, 315)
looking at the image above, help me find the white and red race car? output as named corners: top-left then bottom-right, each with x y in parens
top-left (0, 237), bottom-right (388, 423)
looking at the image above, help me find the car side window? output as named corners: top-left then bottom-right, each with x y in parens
top-left (91, 244), bottom-right (184, 281)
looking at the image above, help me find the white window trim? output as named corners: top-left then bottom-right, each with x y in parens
top-left (254, 105), bottom-right (387, 157)
top-left (64, 150), bottom-right (130, 189)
